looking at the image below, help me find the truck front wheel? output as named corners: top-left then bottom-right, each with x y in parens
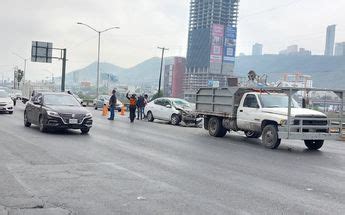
top-left (245, 131), bottom-right (261, 138)
top-left (262, 124), bottom-right (281, 149)
top-left (208, 117), bottom-right (227, 137)
top-left (304, 140), bottom-right (324, 150)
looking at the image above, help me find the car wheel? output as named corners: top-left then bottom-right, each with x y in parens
top-left (262, 124), bottom-right (281, 149)
top-left (81, 128), bottom-right (90, 134)
top-left (304, 140), bottom-right (324, 150)
top-left (147, 111), bottom-right (154, 122)
top-left (24, 112), bottom-right (31, 127)
top-left (8, 111), bottom-right (13, 115)
top-left (245, 131), bottom-right (261, 138)
top-left (39, 115), bottom-right (47, 133)
top-left (171, 114), bottom-right (181, 126)
top-left (208, 117), bottom-right (227, 137)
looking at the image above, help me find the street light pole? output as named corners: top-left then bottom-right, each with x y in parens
top-left (77, 22), bottom-right (120, 99)
top-left (157, 47), bottom-right (168, 97)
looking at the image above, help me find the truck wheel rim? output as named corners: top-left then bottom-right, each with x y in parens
top-left (265, 130), bottom-right (274, 145)
top-left (210, 120), bottom-right (216, 133)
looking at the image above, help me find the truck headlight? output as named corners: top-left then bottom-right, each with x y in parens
top-left (47, 111), bottom-right (60, 117)
top-left (280, 119), bottom-right (287, 125)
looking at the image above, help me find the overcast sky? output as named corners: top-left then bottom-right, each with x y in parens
top-left (1, 0), bottom-right (345, 81)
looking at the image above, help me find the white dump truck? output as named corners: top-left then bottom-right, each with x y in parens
top-left (196, 87), bottom-right (344, 150)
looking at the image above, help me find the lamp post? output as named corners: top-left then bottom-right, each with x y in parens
top-left (77, 22), bottom-right (120, 99)
top-left (12, 53), bottom-right (28, 83)
top-left (157, 47), bottom-right (168, 98)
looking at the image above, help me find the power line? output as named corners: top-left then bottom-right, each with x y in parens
top-left (240, 0), bottom-right (303, 21)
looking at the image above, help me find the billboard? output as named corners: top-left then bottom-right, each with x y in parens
top-left (223, 26), bottom-right (237, 64)
top-left (210, 24), bottom-right (224, 63)
top-left (31, 41), bottom-right (53, 63)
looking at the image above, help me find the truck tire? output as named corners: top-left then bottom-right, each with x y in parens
top-left (208, 117), bottom-right (227, 137)
top-left (262, 124), bottom-right (281, 149)
top-left (304, 140), bottom-right (324, 150)
top-left (245, 131), bottom-right (261, 138)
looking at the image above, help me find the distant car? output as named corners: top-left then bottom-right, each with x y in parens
top-left (93, 95), bottom-right (123, 112)
top-left (0, 90), bottom-right (14, 114)
top-left (144, 97), bottom-right (199, 126)
top-left (24, 92), bottom-right (93, 134)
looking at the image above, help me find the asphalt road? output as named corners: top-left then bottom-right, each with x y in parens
top-left (0, 103), bottom-right (345, 215)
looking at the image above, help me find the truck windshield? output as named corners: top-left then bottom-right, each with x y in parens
top-left (260, 94), bottom-right (299, 108)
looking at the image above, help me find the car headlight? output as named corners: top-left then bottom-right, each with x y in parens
top-left (86, 113), bottom-right (92, 118)
top-left (47, 111), bottom-right (60, 117)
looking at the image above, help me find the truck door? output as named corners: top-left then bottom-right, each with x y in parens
top-left (237, 94), bottom-right (262, 131)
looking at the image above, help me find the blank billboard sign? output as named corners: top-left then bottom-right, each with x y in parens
top-left (31, 41), bottom-right (53, 63)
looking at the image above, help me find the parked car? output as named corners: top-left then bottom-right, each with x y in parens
top-left (24, 92), bottom-right (93, 134)
top-left (145, 97), bottom-right (199, 126)
top-left (0, 90), bottom-right (14, 114)
top-left (93, 95), bottom-right (123, 112)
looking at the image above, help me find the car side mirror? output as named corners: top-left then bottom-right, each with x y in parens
top-left (34, 100), bottom-right (42, 105)
top-left (166, 105), bottom-right (171, 108)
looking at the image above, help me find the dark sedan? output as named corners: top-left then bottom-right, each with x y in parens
top-left (24, 92), bottom-right (93, 134)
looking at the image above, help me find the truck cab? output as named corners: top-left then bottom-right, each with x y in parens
top-left (196, 87), bottom-right (344, 150)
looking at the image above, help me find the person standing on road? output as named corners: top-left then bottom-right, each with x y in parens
top-left (108, 89), bottom-right (117, 120)
top-left (126, 92), bottom-right (137, 123)
top-left (143, 94), bottom-right (149, 118)
top-left (137, 95), bottom-right (145, 120)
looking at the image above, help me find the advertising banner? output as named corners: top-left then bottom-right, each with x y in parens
top-left (223, 26), bottom-right (237, 64)
top-left (210, 24), bottom-right (224, 63)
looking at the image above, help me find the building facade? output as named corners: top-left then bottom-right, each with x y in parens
top-left (324, 25), bottom-right (336, 56)
top-left (252, 43), bottom-right (263, 56)
top-left (163, 57), bottom-right (186, 98)
top-left (184, 0), bottom-right (239, 100)
top-left (335, 42), bottom-right (345, 56)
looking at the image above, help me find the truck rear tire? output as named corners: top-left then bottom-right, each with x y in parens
top-left (245, 131), bottom-right (261, 138)
top-left (262, 124), bottom-right (281, 149)
top-left (208, 117), bottom-right (227, 137)
top-left (304, 140), bottom-right (324, 150)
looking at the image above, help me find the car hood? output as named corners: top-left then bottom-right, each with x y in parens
top-left (0, 97), bottom-right (12, 103)
top-left (261, 108), bottom-right (327, 117)
top-left (47, 105), bottom-right (90, 114)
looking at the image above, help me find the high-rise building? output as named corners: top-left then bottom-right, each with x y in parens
top-left (335, 42), bottom-right (345, 56)
top-left (324, 25), bottom-right (336, 56)
top-left (184, 0), bottom-right (239, 100)
top-left (252, 43), bottom-right (263, 56)
top-left (163, 57), bottom-right (186, 98)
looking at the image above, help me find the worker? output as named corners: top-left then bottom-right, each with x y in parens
top-left (126, 92), bottom-right (137, 123)
top-left (137, 95), bottom-right (145, 120)
top-left (108, 89), bottom-right (117, 120)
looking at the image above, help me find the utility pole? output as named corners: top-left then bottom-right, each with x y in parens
top-left (61, 49), bottom-right (67, 92)
top-left (157, 47), bottom-right (168, 97)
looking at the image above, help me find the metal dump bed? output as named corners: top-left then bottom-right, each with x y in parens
top-left (195, 87), bottom-right (243, 118)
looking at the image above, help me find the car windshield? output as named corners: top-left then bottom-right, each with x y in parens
top-left (173, 99), bottom-right (191, 108)
top-left (260, 94), bottom-right (300, 108)
top-left (0, 91), bottom-right (9, 98)
top-left (44, 94), bottom-right (81, 106)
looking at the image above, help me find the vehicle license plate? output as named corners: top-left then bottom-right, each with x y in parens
top-left (69, 119), bottom-right (78, 124)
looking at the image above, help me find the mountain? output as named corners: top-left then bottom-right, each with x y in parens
top-left (234, 55), bottom-right (345, 88)
top-left (66, 55), bottom-right (345, 89)
top-left (66, 57), bottom-right (173, 87)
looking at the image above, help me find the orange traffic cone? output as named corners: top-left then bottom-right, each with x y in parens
top-left (120, 105), bottom-right (126, 116)
top-left (102, 104), bottom-right (109, 116)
